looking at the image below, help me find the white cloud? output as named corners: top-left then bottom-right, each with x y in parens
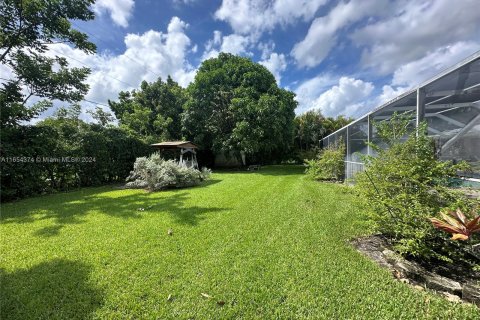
top-left (294, 74), bottom-right (339, 111)
top-left (215, 0), bottom-right (327, 37)
top-left (93, 0), bottom-right (135, 28)
top-left (31, 17), bottom-right (196, 121)
top-left (295, 76), bottom-right (374, 116)
top-left (369, 41), bottom-right (479, 110)
top-left (259, 53), bottom-right (286, 84)
top-left (352, 0), bottom-right (480, 75)
top-left (292, 0), bottom-right (388, 68)
top-left (221, 34), bottom-right (251, 55)
top-left (391, 41), bottom-right (480, 88)
top-left (375, 85), bottom-right (408, 106)
top-left (0, 63), bottom-right (14, 81)
top-left (202, 31), bottom-right (252, 60)
top-left (258, 40), bottom-right (276, 60)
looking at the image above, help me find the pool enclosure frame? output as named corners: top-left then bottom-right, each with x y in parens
top-left (321, 51), bottom-right (480, 181)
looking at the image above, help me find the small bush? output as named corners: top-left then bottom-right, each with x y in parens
top-left (355, 113), bottom-right (479, 269)
top-left (125, 153), bottom-right (210, 191)
top-left (305, 142), bottom-right (345, 181)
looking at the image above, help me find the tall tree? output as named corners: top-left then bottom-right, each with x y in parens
top-left (294, 112), bottom-right (354, 151)
top-left (294, 110), bottom-right (326, 151)
top-left (0, 0), bottom-right (96, 127)
top-left (109, 76), bottom-right (187, 143)
top-left (182, 53), bottom-right (297, 162)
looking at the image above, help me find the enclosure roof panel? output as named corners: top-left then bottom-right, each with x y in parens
top-left (322, 50), bottom-right (480, 141)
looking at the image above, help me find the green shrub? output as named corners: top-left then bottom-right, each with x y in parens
top-left (126, 153), bottom-right (210, 191)
top-left (305, 142), bottom-right (345, 181)
top-left (355, 113), bottom-right (478, 268)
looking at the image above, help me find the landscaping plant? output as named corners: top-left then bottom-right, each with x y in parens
top-left (126, 153), bottom-right (211, 191)
top-left (305, 141), bottom-right (345, 181)
top-left (355, 113), bottom-right (479, 269)
top-left (430, 208), bottom-right (480, 241)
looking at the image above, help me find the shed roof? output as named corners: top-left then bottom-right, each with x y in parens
top-left (150, 141), bottom-right (198, 149)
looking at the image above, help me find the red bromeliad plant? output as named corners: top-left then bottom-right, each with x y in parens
top-left (430, 209), bottom-right (480, 241)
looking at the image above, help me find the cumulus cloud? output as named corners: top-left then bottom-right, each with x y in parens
top-left (215, 0), bottom-right (327, 37)
top-left (352, 0), bottom-right (480, 75)
top-left (259, 52), bottom-right (287, 84)
top-left (202, 31), bottom-right (252, 60)
top-left (369, 41), bottom-right (479, 109)
top-left (26, 17), bottom-right (196, 121)
top-left (391, 41), bottom-right (480, 88)
top-left (375, 85), bottom-right (409, 106)
top-left (295, 76), bottom-right (374, 116)
top-left (294, 74), bottom-right (337, 110)
top-left (292, 0), bottom-right (388, 68)
top-left (93, 0), bottom-right (135, 28)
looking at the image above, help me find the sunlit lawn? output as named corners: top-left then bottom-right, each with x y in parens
top-left (1, 166), bottom-right (478, 319)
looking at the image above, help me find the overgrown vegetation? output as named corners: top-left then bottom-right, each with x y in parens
top-left (305, 141), bottom-right (345, 181)
top-left (126, 153), bottom-right (211, 191)
top-left (292, 110), bottom-right (353, 162)
top-left (1, 109), bottom-right (149, 201)
top-left (355, 113), bottom-right (479, 269)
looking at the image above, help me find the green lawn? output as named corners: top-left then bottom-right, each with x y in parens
top-left (1, 166), bottom-right (478, 319)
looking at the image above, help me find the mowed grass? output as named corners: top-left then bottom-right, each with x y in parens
top-left (1, 166), bottom-right (478, 319)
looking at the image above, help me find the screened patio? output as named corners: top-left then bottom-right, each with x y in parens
top-left (321, 51), bottom-right (480, 182)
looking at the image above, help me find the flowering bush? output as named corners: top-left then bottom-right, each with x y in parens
top-left (125, 153), bottom-right (210, 191)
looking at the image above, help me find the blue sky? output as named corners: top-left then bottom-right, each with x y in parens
top-left (4, 0), bottom-right (480, 120)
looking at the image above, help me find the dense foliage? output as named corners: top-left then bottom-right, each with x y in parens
top-left (1, 112), bottom-right (149, 202)
top-left (182, 53), bottom-right (297, 164)
top-left (1, 0), bottom-right (96, 127)
top-left (294, 111), bottom-right (353, 152)
top-left (305, 141), bottom-right (345, 181)
top-left (0, 0), bottom-right (113, 201)
top-left (109, 76), bottom-right (187, 143)
top-left (355, 113), bottom-right (479, 269)
top-left (125, 153), bottom-right (211, 191)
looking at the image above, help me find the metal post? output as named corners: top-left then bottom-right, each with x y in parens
top-left (367, 115), bottom-right (372, 156)
top-left (416, 87), bottom-right (426, 135)
top-left (346, 126), bottom-right (350, 161)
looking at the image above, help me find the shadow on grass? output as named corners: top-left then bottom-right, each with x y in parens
top-left (0, 259), bottom-right (103, 320)
top-left (1, 181), bottom-right (230, 235)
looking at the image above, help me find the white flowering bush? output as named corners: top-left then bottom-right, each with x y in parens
top-left (125, 153), bottom-right (211, 191)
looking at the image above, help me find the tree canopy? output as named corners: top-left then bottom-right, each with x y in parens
top-left (0, 0), bottom-right (96, 128)
top-left (109, 76), bottom-right (187, 143)
top-left (182, 53), bottom-right (297, 162)
top-left (294, 111), bottom-right (354, 151)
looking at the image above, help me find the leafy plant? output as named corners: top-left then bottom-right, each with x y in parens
top-left (355, 113), bottom-right (479, 268)
top-left (430, 208), bottom-right (480, 241)
top-left (182, 53), bottom-right (297, 163)
top-left (305, 141), bottom-right (345, 181)
top-left (126, 153), bottom-right (210, 191)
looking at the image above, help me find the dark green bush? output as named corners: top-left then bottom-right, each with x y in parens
top-left (355, 113), bottom-right (479, 269)
top-left (305, 142), bottom-right (345, 181)
top-left (0, 119), bottom-right (149, 202)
